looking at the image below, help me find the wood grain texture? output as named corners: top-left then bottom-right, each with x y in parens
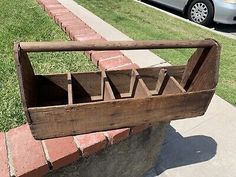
top-left (181, 42), bottom-right (220, 91)
top-left (14, 39), bottom-right (220, 139)
top-left (29, 89), bottom-right (214, 139)
top-left (20, 40), bottom-right (217, 52)
top-left (14, 43), bottom-right (36, 123)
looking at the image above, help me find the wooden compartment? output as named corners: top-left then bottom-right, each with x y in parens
top-left (105, 69), bottom-right (151, 99)
top-left (71, 72), bottom-right (103, 103)
top-left (14, 40), bottom-right (221, 139)
top-left (36, 74), bottom-right (68, 107)
top-left (137, 66), bottom-right (186, 95)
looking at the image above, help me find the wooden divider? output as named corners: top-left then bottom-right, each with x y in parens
top-left (67, 73), bottom-right (73, 105)
top-left (163, 77), bottom-right (186, 94)
top-left (102, 71), bottom-right (115, 101)
top-left (155, 69), bottom-right (168, 95)
top-left (153, 69), bottom-right (186, 96)
top-left (65, 69), bottom-right (185, 104)
top-left (131, 70), bottom-right (152, 98)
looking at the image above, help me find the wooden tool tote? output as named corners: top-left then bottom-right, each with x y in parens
top-left (14, 39), bottom-right (220, 140)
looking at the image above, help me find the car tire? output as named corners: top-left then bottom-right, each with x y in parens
top-left (187, 0), bottom-right (214, 26)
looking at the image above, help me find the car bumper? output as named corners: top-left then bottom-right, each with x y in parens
top-left (214, 1), bottom-right (236, 24)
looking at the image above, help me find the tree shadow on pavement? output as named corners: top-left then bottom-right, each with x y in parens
top-left (154, 125), bottom-right (217, 175)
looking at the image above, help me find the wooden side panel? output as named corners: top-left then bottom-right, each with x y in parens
top-left (181, 44), bottom-right (220, 91)
top-left (29, 90), bottom-right (215, 139)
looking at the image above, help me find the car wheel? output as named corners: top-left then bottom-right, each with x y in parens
top-left (187, 0), bottom-right (214, 26)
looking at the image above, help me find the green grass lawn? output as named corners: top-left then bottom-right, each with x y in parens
top-left (0, 0), bottom-right (96, 131)
top-left (76, 0), bottom-right (236, 106)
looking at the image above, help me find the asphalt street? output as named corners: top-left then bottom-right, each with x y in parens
top-left (142, 0), bottom-right (236, 37)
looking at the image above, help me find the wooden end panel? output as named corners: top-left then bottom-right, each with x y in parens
top-left (181, 44), bottom-right (220, 91)
top-left (28, 89), bottom-right (214, 140)
top-left (14, 43), bottom-right (37, 109)
top-left (14, 43), bottom-right (37, 123)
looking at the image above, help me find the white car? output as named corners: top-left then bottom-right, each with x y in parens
top-left (146, 0), bottom-right (236, 26)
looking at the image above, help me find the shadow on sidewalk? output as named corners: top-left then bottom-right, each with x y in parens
top-left (154, 125), bottom-right (217, 175)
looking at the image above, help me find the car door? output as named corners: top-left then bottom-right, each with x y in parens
top-left (155, 0), bottom-right (188, 11)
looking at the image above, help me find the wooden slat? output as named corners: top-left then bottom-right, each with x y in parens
top-left (67, 73), bottom-right (73, 105)
top-left (28, 89), bottom-right (215, 139)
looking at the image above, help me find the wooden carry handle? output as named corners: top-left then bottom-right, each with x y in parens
top-left (19, 39), bottom-right (217, 52)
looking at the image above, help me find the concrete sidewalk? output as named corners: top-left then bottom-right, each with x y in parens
top-left (58, 1), bottom-right (236, 176)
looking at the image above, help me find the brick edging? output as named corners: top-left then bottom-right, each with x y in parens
top-left (0, 0), bottom-right (151, 176)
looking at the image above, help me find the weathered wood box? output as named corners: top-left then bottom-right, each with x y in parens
top-left (14, 40), bottom-right (220, 140)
